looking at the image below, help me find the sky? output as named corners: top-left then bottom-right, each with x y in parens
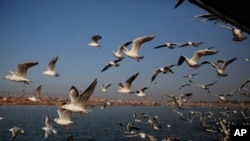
top-left (0, 0), bottom-right (249, 101)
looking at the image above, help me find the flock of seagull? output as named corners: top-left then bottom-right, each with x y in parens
top-left (1, 2), bottom-right (250, 141)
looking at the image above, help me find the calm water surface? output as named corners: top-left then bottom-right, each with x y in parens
top-left (0, 105), bottom-right (245, 141)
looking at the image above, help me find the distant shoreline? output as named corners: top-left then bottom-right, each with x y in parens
top-left (1, 96), bottom-right (250, 108)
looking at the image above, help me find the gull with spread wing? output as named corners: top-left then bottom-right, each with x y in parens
top-left (42, 116), bottom-right (57, 139)
top-left (165, 93), bottom-right (193, 109)
top-left (117, 72), bottom-right (139, 94)
top-left (123, 35), bottom-right (155, 62)
top-left (203, 57), bottom-right (237, 77)
top-left (177, 48), bottom-right (218, 68)
top-left (151, 64), bottom-right (175, 82)
top-left (112, 41), bottom-right (132, 60)
top-left (4, 61), bottom-right (39, 84)
top-left (61, 79), bottom-right (97, 115)
top-left (28, 85), bottom-right (42, 102)
top-left (153, 42), bottom-right (181, 49)
top-left (42, 56), bottom-right (59, 77)
top-left (88, 35), bottom-right (102, 48)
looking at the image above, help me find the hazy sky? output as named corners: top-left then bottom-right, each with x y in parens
top-left (0, 0), bottom-right (249, 101)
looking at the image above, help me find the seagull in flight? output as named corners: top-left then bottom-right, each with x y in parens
top-left (220, 26), bottom-right (247, 42)
top-left (88, 35), bottom-right (102, 48)
top-left (123, 35), bottom-right (155, 62)
top-left (177, 48), bottom-right (218, 68)
top-left (165, 93), bottom-right (193, 109)
top-left (182, 73), bottom-right (199, 79)
top-left (153, 42), bottom-right (181, 49)
top-left (179, 41), bottom-right (203, 47)
top-left (151, 64), bottom-right (175, 82)
top-left (4, 61), bottom-right (39, 84)
top-left (28, 85), bottom-right (42, 102)
top-left (42, 116), bottom-right (57, 139)
top-left (238, 78), bottom-right (250, 91)
top-left (112, 41), bottom-right (132, 60)
top-left (189, 79), bottom-right (217, 90)
top-left (101, 83), bottom-right (112, 92)
top-left (42, 56), bottom-right (60, 77)
top-left (117, 72), bottom-right (139, 94)
top-left (9, 126), bottom-right (24, 140)
top-left (54, 105), bottom-right (73, 130)
top-left (61, 79), bottom-right (97, 115)
top-left (135, 87), bottom-right (149, 99)
top-left (101, 59), bottom-right (123, 72)
top-left (203, 57), bottom-right (237, 77)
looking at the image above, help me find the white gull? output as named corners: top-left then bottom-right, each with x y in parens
top-left (61, 79), bottom-right (97, 114)
top-left (4, 61), bottom-right (39, 84)
top-left (123, 35), bottom-right (155, 62)
top-left (117, 72), bottom-right (139, 94)
top-left (42, 56), bottom-right (59, 77)
top-left (42, 116), bottom-right (57, 139)
top-left (28, 85), bottom-right (42, 102)
top-left (177, 48), bottom-right (218, 68)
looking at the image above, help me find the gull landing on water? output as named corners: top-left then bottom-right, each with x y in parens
top-left (88, 35), bottom-right (102, 48)
top-left (4, 61), bottom-right (39, 84)
top-left (42, 56), bottom-right (59, 77)
top-left (177, 48), bottom-right (218, 68)
top-left (112, 41), bottom-right (132, 60)
top-left (28, 85), bottom-right (42, 102)
top-left (123, 35), bottom-right (155, 62)
top-left (117, 72), bottom-right (139, 94)
top-left (61, 79), bottom-right (97, 115)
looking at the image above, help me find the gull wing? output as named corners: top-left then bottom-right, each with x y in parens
top-left (91, 35), bottom-right (102, 43)
top-left (33, 85), bottom-right (42, 97)
top-left (118, 41), bottom-right (132, 52)
top-left (105, 83), bottom-right (112, 89)
top-left (221, 25), bottom-right (233, 31)
top-left (45, 116), bottom-right (52, 128)
top-left (191, 49), bottom-right (217, 63)
top-left (153, 44), bottom-right (167, 49)
top-left (124, 72), bottom-right (139, 89)
top-left (69, 86), bottom-right (79, 104)
top-left (61, 109), bottom-right (72, 121)
top-left (221, 57), bottom-right (237, 71)
top-left (75, 79), bottom-right (97, 107)
top-left (47, 56), bottom-right (58, 71)
top-left (130, 36), bottom-right (154, 54)
top-left (239, 78), bottom-right (250, 90)
top-left (101, 64), bottom-right (112, 72)
top-left (151, 69), bottom-right (161, 82)
top-left (179, 93), bottom-right (193, 101)
top-left (205, 81), bottom-right (217, 87)
top-left (15, 62), bottom-right (39, 77)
